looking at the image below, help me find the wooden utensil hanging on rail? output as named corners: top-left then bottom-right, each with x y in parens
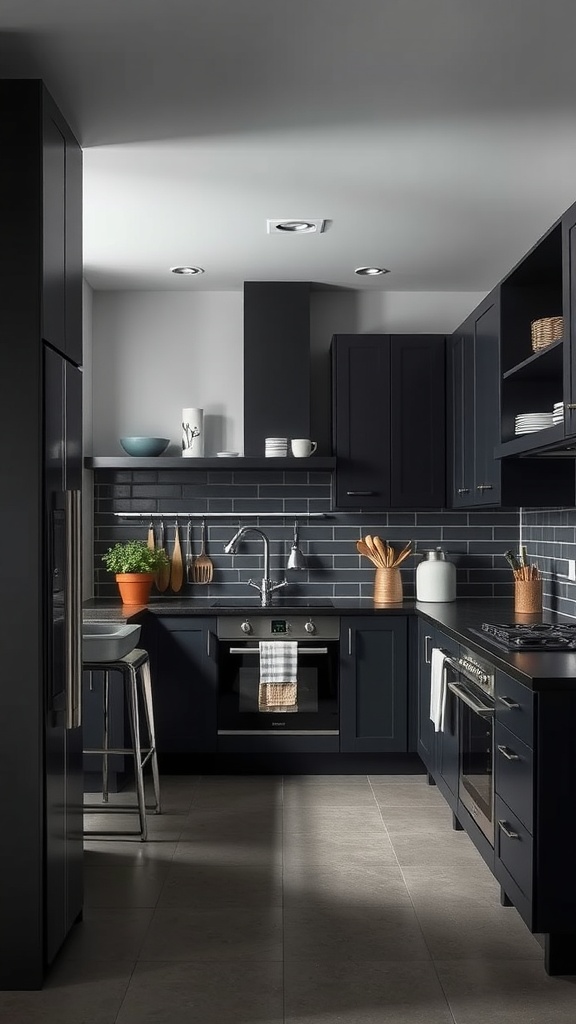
top-left (170, 520), bottom-right (184, 592)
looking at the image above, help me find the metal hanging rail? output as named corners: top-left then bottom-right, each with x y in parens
top-left (111, 511), bottom-right (329, 519)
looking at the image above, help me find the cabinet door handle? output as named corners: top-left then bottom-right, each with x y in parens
top-left (498, 695), bottom-right (520, 709)
top-left (566, 404), bottom-right (576, 410)
top-left (346, 490), bottom-right (376, 496)
top-left (457, 488), bottom-right (470, 494)
top-left (424, 635), bottom-right (432, 664)
top-left (206, 631), bottom-right (211, 658)
top-left (476, 484), bottom-right (493, 491)
top-left (348, 627), bottom-right (352, 656)
top-left (497, 744), bottom-right (520, 761)
top-left (498, 819), bottom-right (520, 840)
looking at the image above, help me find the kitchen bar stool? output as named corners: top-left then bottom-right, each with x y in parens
top-left (82, 648), bottom-right (161, 841)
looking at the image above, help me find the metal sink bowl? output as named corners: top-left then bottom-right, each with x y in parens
top-left (82, 622), bottom-right (141, 663)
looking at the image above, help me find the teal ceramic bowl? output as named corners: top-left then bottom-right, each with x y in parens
top-left (120, 436), bottom-right (170, 457)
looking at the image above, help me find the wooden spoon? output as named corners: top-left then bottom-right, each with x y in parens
top-left (170, 521), bottom-right (184, 592)
top-left (356, 539), bottom-right (380, 566)
top-left (364, 535), bottom-right (380, 562)
top-left (373, 536), bottom-right (388, 567)
top-left (147, 520), bottom-right (155, 551)
top-left (155, 519), bottom-right (170, 593)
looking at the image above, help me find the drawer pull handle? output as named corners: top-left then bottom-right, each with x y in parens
top-left (424, 635), bottom-right (432, 664)
top-left (457, 488), bottom-right (470, 494)
top-left (498, 744), bottom-right (520, 761)
top-left (476, 484), bottom-right (493, 491)
top-left (346, 490), bottom-right (376, 496)
top-left (499, 696), bottom-right (520, 709)
top-left (498, 819), bottom-right (520, 840)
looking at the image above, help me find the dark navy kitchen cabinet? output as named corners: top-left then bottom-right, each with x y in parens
top-left (416, 620), bottom-right (437, 773)
top-left (42, 88), bottom-right (83, 365)
top-left (339, 616), bottom-right (408, 752)
top-left (139, 616), bottom-right (218, 757)
top-left (331, 334), bottom-right (446, 510)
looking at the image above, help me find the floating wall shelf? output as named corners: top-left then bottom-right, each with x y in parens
top-left (85, 457), bottom-right (336, 471)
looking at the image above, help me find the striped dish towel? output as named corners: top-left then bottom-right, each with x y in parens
top-left (258, 641), bottom-right (298, 712)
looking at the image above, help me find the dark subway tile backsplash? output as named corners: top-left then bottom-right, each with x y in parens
top-left (522, 507), bottom-right (576, 617)
top-left (92, 469), bottom-right (519, 600)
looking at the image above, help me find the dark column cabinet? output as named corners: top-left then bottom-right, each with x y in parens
top-left (340, 616), bottom-right (408, 752)
top-left (331, 334), bottom-right (446, 510)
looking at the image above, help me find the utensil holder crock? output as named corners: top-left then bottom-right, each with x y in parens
top-left (373, 567), bottom-right (403, 605)
top-left (514, 579), bottom-right (542, 615)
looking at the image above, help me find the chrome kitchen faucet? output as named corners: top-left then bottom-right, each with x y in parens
top-left (223, 526), bottom-right (288, 606)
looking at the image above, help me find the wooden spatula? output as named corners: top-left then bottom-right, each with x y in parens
top-left (170, 521), bottom-right (184, 592)
top-left (192, 518), bottom-right (214, 584)
top-left (147, 520), bottom-right (155, 551)
top-left (155, 519), bottom-right (170, 593)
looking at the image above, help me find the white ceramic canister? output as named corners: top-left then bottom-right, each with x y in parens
top-left (416, 547), bottom-right (456, 602)
top-left (181, 407), bottom-right (204, 457)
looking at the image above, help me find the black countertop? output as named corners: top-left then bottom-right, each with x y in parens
top-left (83, 596), bottom-right (576, 690)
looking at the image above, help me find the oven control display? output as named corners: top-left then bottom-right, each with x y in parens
top-left (271, 620), bottom-right (288, 634)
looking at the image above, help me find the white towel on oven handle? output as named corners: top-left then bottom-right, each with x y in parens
top-left (430, 647), bottom-right (448, 732)
top-left (259, 641), bottom-right (298, 684)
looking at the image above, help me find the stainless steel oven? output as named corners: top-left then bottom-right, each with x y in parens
top-left (216, 615), bottom-right (339, 736)
top-left (442, 647), bottom-right (495, 844)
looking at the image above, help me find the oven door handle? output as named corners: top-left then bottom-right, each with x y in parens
top-left (447, 680), bottom-right (494, 717)
top-left (228, 646), bottom-right (329, 655)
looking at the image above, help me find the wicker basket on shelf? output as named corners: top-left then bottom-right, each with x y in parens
top-left (531, 316), bottom-right (563, 352)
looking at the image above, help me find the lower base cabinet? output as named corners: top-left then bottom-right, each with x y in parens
top-left (139, 615), bottom-right (218, 755)
top-left (340, 616), bottom-right (408, 752)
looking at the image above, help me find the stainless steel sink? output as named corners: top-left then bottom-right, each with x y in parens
top-left (210, 598), bottom-right (333, 608)
top-left (82, 622), bottom-right (141, 662)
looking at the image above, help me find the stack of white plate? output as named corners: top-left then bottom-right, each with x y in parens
top-left (265, 436), bottom-right (288, 457)
top-left (514, 412), bottom-right (554, 435)
top-left (553, 402), bottom-right (564, 425)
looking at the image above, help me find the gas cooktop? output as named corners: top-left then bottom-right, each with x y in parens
top-left (470, 622), bottom-right (576, 652)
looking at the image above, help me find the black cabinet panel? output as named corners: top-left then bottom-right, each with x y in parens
top-left (340, 616), bottom-right (408, 752)
top-left (495, 670), bottom-right (534, 748)
top-left (152, 617), bottom-right (217, 754)
top-left (474, 302), bottom-right (501, 504)
top-left (495, 722), bottom-right (534, 834)
top-left (495, 795), bottom-right (533, 902)
top-left (332, 334), bottom-right (445, 510)
top-left (417, 621), bottom-right (436, 771)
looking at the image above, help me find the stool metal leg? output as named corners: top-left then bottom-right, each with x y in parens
top-left (102, 670), bottom-right (110, 803)
top-left (139, 660), bottom-right (161, 814)
top-left (125, 666), bottom-right (148, 841)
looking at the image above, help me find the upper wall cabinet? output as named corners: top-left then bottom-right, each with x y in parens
top-left (0, 81), bottom-right (82, 368)
top-left (331, 334), bottom-right (446, 510)
top-left (42, 89), bottom-right (82, 365)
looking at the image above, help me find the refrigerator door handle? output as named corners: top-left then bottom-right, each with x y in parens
top-left (65, 489), bottom-right (82, 729)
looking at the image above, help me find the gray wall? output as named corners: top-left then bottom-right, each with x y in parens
top-left (521, 506), bottom-right (576, 617)
top-left (91, 288), bottom-right (485, 457)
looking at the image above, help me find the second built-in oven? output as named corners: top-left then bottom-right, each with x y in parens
top-left (441, 647), bottom-right (495, 845)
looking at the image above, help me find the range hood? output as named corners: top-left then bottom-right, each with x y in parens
top-left (243, 282), bottom-right (311, 457)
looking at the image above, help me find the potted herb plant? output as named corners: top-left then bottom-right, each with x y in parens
top-left (101, 540), bottom-right (169, 606)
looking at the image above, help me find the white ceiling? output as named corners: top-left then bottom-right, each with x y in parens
top-left (2, 0), bottom-right (576, 291)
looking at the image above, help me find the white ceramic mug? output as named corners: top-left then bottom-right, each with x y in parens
top-left (291, 438), bottom-right (317, 458)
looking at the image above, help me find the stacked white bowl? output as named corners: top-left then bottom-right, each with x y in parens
top-left (553, 402), bottom-right (564, 425)
top-left (265, 436), bottom-right (288, 457)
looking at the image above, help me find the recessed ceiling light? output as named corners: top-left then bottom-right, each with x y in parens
top-left (170, 266), bottom-right (204, 275)
top-left (354, 266), bottom-right (390, 276)
top-left (267, 219), bottom-right (326, 234)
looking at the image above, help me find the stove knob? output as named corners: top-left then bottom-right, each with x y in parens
top-left (240, 620), bottom-right (252, 634)
top-left (304, 619), bottom-right (316, 634)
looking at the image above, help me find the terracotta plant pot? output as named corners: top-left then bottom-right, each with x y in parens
top-left (115, 573), bottom-right (154, 607)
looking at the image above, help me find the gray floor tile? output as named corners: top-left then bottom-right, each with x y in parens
top-left (284, 904), bottom-right (431, 961)
top-left (401, 863), bottom-right (501, 907)
top-left (58, 908), bottom-right (154, 962)
top-left (372, 783), bottom-right (447, 807)
top-left (283, 831), bottom-right (398, 874)
top-left (283, 804), bottom-right (386, 833)
top-left (173, 836), bottom-right (283, 868)
top-left (180, 807), bottom-right (283, 839)
top-left (157, 858), bottom-right (283, 908)
top-left (283, 774), bottom-right (370, 786)
top-left (139, 906), bottom-right (283, 961)
top-left (0, 959), bottom-right (135, 1024)
top-left (435, 959), bottom-right (576, 1023)
top-left (116, 960), bottom-right (283, 1024)
top-left (284, 960), bottom-right (455, 1024)
top-left (283, 784), bottom-right (379, 808)
top-left (84, 865), bottom-right (166, 908)
top-left (414, 901), bottom-right (543, 960)
top-left (369, 774), bottom-right (429, 785)
top-left (390, 830), bottom-right (483, 867)
top-left (283, 865), bottom-right (413, 909)
top-left (380, 804), bottom-right (455, 834)
top-left (83, 839), bottom-right (177, 867)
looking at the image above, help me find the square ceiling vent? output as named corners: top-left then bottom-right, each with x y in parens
top-left (267, 219), bottom-right (326, 234)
